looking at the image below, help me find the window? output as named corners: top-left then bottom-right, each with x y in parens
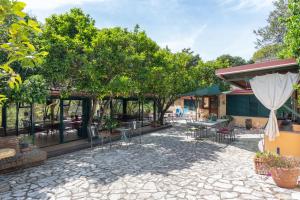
top-left (226, 95), bottom-right (269, 117)
top-left (184, 99), bottom-right (196, 111)
top-left (203, 97), bottom-right (210, 109)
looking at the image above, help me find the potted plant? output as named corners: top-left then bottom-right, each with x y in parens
top-left (254, 151), bottom-right (270, 175)
top-left (103, 117), bottom-right (118, 133)
top-left (220, 115), bottom-right (234, 125)
top-left (265, 153), bottom-right (300, 189)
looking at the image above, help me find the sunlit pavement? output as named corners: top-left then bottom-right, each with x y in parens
top-left (1, 124), bottom-right (300, 200)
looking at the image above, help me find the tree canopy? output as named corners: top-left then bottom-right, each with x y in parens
top-left (254, 0), bottom-right (289, 48)
top-left (282, 0), bottom-right (300, 61)
top-left (1, 1), bottom-right (254, 125)
top-left (253, 0), bottom-right (289, 61)
top-left (0, 0), bottom-right (46, 104)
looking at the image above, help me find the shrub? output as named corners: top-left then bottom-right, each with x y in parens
top-left (264, 153), bottom-right (300, 169)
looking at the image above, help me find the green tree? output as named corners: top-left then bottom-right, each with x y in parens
top-left (142, 49), bottom-right (195, 124)
top-left (85, 27), bottom-right (139, 122)
top-left (216, 54), bottom-right (247, 67)
top-left (181, 48), bottom-right (202, 68)
top-left (254, 0), bottom-right (289, 48)
top-left (283, 0), bottom-right (300, 61)
top-left (86, 26), bottom-right (159, 122)
top-left (192, 58), bottom-right (231, 92)
top-left (282, 0), bottom-right (300, 102)
top-left (41, 8), bottom-right (97, 89)
top-left (252, 44), bottom-right (283, 62)
top-left (0, 0), bottom-right (46, 104)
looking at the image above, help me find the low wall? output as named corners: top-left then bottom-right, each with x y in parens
top-left (264, 131), bottom-right (300, 157)
top-left (232, 116), bottom-right (268, 128)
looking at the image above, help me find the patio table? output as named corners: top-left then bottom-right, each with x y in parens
top-left (187, 119), bottom-right (228, 127)
top-left (187, 119), bottom-right (228, 138)
top-left (115, 127), bottom-right (131, 145)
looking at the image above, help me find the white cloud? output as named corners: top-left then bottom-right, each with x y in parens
top-left (158, 24), bottom-right (207, 52)
top-left (219, 0), bottom-right (274, 11)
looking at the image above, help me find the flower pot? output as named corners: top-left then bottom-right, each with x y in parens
top-left (254, 157), bottom-right (269, 175)
top-left (270, 167), bottom-right (300, 189)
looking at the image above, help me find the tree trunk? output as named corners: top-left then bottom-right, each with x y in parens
top-left (157, 103), bottom-right (165, 125)
top-left (158, 111), bottom-right (165, 125)
top-left (88, 98), bottom-right (98, 126)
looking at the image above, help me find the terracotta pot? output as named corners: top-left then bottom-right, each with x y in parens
top-left (270, 167), bottom-right (300, 189)
top-left (254, 157), bottom-right (269, 175)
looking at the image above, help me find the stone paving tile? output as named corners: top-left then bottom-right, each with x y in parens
top-left (1, 124), bottom-right (300, 200)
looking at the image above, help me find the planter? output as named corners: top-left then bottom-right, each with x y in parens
top-left (270, 167), bottom-right (300, 189)
top-left (254, 157), bottom-right (269, 175)
top-left (245, 119), bottom-right (252, 130)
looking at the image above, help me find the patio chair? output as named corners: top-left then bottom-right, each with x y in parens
top-left (89, 123), bottom-right (112, 150)
top-left (185, 121), bottom-right (197, 138)
top-left (131, 121), bottom-right (142, 144)
top-left (216, 121), bottom-right (235, 143)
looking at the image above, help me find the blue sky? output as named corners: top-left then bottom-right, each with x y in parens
top-left (23, 0), bottom-right (274, 61)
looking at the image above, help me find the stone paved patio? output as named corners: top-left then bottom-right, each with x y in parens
top-left (1, 124), bottom-right (300, 200)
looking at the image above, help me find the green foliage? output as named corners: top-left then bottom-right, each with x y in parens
top-left (252, 44), bottom-right (283, 61)
top-left (192, 58), bottom-right (231, 91)
top-left (0, 0), bottom-right (47, 105)
top-left (282, 0), bottom-right (300, 104)
top-left (283, 0), bottom-right (300, 61)
top-left (141, 48), bottom-right (197, 124)
top-left (20, 75), bottom-right (48, 104)
top-left (263, 152), bottom-right (300, 168)
top-left (87, 27), bottom-right (141, 98)
top-left (254, 0), bottom-right (289, 48)
top-left (103, 116), bottom-right (119, 130)
top-left (216, 54), bottom-right (247, 67)
top-left (41, 8), bottom-right (96, 88)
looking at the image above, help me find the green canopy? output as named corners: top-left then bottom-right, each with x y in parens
top-left (183, 85), bottom-right (221, 97)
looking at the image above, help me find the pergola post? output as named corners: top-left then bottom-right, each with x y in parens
top-left (2, 106), bottom-right (7, 136)
top-left (138, 100), bottom-right (141, 121)
top-left (110, 99), bottom-right (113, 134)
top-left (153, 100), bottom-right (156, 122)
top-left (141, 100), bottom-right (144, 126)
top-left (59, 99), bottom-right (64, 143)
top-left (15, 103), bottom-right (19, 136)
top-left (122, 98), bottom-right (127, 119)
top-left (30, 103), bottom-right (35, 144)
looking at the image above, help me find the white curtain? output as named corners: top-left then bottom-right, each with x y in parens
top-left (249, 72), bottom-right (299, 141)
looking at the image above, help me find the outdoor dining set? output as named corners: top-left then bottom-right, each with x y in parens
top-left (185, 118), bottom-right (236, 143)
top-left (88, 120), bottom-right (144, 149)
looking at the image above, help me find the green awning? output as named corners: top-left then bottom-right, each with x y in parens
top-left (183, 85), bottom-right (221, 97)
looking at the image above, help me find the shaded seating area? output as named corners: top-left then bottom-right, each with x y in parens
top-left (0, 136), bottom-right (47, 173)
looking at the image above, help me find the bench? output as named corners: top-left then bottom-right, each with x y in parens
top-left (0, 136), bottom-right (47, 174)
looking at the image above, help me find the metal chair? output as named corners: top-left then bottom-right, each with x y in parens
top-left (131, 120), bottom-right (142, 144)
top-left (88, 124), bottom-right (97, 149)
top-left (216, 121), bottom-right (235, 143)
top-left (186, 121), bottom-right (199, 138)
